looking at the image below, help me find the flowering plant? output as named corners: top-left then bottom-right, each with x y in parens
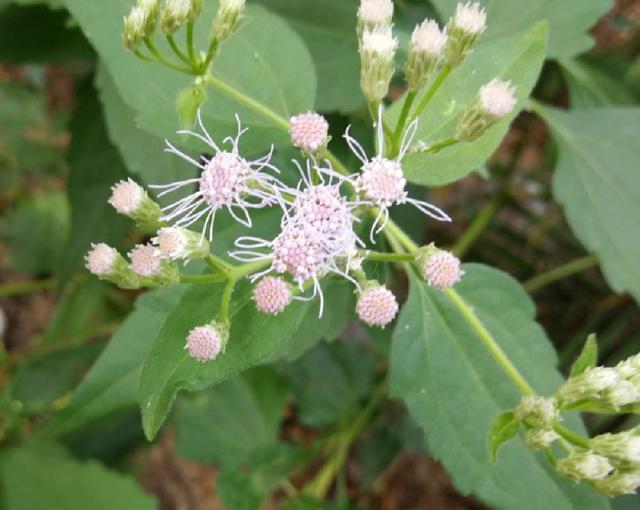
top-left (1, 0), bottom-right (639, 508)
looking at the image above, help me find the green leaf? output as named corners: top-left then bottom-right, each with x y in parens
top-left (561, 56), bottom-right (637, 109)
top-left (254, 0), bottom-right (361, 113)
top-left (62, 0), bottom-right (316, 150)
top-left (0, 444), bottom-right (155, 510)
top-left (430, 0), bottom-right (611, 59)
top-left (389, 264), bottom-right (609, 510)
top-left (570, 334), bottom-right (598, 378)
top-left (140, 279), bottom-right (353, 440)
top-left (283, 340), bottom-right (375, 427)
top-left (536, 104), bottom-right (640, 304)
top-left (61, 83), bottom-right (130, 283)
top-left (0, 4), bottom-right (92, 64)
top-left (386, 22), bottom-right (547, 186)
top-left (0, 190), bottom-right (69, 275)
top-left (43, 286), bottom-right (187, 438)
top-left (174, 367), bottom-right (288, 464)
top-left (488, 411), bottom-right (520, 463)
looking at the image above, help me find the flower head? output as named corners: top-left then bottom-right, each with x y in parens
top-left (185, 324), bottom-right (226, 362)
top-left (289, 112), bottom-right (329, 154)
top-left (590, 430), bottom-right (640, 464)
top-left (344, 106), bottom-right (451, 242)
top-left (557, 366), bottom-right (620, 404)
top-left (593, 472), bottom-right (640, 497)
top-left (153, 226), bottom-right (210, 261)
top-left (410, 19), bottom-right (448, 57)
top-left (129, 243), bottom-right (179, 284)
top-left (150, 111), bottom-right (282, 241)
top-left (556, 453), bottom-right (614, 482)
top-left (85, 243), bottom-right (139, 289)
top-left (453, 1), bottom-right (486, 34)
top-left (213, 0), bottom-right (246, 41)
top-left (108, 178), bottom-right (161, 227)
top-left (479, 79), bottom-right (517, 118)
top-left (160, 0), bottom-right (193, 34)
top-left (524, 429), bottom-right (559, 451)
top-left (123, 6), bottom-right (150, 49)
top-left (356, 284), bottom-right (398, 327)
top-left (514, 396), bottom-right (559, 429)
top-left (357, 0), bottom-right (394, 31)
top-left (359, 25), bottom-right (398, 101)
top-left (253, 276), bottom-right (292, 315)
top-left (603, 379), bottom-right (640, 408)
top-left (420, 248), bottom-right (463, 289)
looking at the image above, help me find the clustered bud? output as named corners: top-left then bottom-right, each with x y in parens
top-left (289, 112), bottom-right (330, 155)
top-left (123, 0), bottom-right (158, 49)
top-left (356, 283), bottom-right (399, 327)
top-left (129, 243), bottom-right (180, 285)
top-left (185, 322), bottom-right (228, 362)
top-left (213, 0), bottom-right (246, 42)
top-left (417, 245), bottom-right (463, 289)
top-left (85, 243), bottom-right (139, 289)
top-left (359, 25), bottom-right (398, 101)
top-left (405, 19), bottom-right (448, 91)
top-left (108, 178), bottom-right (162, 228)
top-left (593, 472), bottom-right (640, 497)
top-left (514, 396), bottom-right (559, 429)
top-left (445, 1), bottom-right (486, 66)
top-left (557, 366), bottom-right (620, 404)
top-left (153, 226), bottom-right (210, 261)
top-left (590, 430), bottom-right (640, 465)
top-left (556, 453), bottom-right (614, 482)
top-left (456, 79), bottom-right (516, 142)
top-left (253, 276), bottom-right (292, 315)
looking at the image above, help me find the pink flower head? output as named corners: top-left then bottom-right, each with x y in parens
top-left (344, 105), bottom-right (450, 242)
top-left (253, 276), bottom-right (292, 315)
top-left (85, 243), bottom-right (118, 276)
top-left (150, 110), bottom-right (283, 241)
top-left (129, 243), bottom-right (161, 277)
top-left (422, 250), bottom-right (463, 289)
top-left (289, 111), bottom-right (329, 153)
top-left (185, 324), bottom-right (223, 362)
top-left (108, 178), bottom-right (144, 215)
top-left (356, 284), bottom-right (398, 327)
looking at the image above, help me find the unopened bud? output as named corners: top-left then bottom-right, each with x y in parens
top-left (123, 6), bottom-right (152, 49)
top-left (153, 227), bottom-right (210, 261)
top-left (357, 0), bottom-right (394, 36)
top-left (456, 79), bottom-right (516, 142)
top-left (590, 430), bottom-right (640, 464)
top-left (602, 379), bottom-right (640, 408)
top-left (557, 366), bottom-right (619, 404)
top-left (405, 19), bottom-right (447, 91)
top-left (556, 452), bottom-right (614, 482)
top-left (185, 321), bottom-right (228, 362)
top-left (514, 396), bottom-right (559, 429)
top-left (253, 276), bottom-right (292, 315)
top-left (416, 244), bottom-right (463, 289)
top-left (615, 354), bottom-right (640, 379)
top-left (160, 0), bottom-right (196, 35)
top-left (129, 244), bottom-right (179, 285)
top-left (524, 429), bottom-right (559, 451)
top-left (213, 0), bottom-right (246, 42)
top-left (593, 472), bottom-right (640, 497)
top-left (359, 25), bottom-right (398, 101)
top-left (445, 1), bottom-right (486, 67)
top-left (108, 179), bottom-right (161, 228)
top-left (356, 282), bottom-right (398, 328)
top-left (86, 243), bottom-right (140, 289)
top-left (289, 112), bottom-right (330, 155)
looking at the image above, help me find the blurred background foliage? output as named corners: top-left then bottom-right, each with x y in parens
top-left (0, 0), bottom-right (639, 509)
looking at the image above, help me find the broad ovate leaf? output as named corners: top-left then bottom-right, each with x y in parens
top-left (390, 264), bottom-right (608, 510)
top-left (536, 104), bottom-right (640, 304)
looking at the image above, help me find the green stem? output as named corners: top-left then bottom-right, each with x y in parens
top-left (133, 49), bottom-right (155, 62)
top-left (365, 251), bottom-right (415, 263)
top-left (306, 384), bottom-right (387, 498)
top-left (205, 253), bottom-right (232, 274)
top-left (553, 424), bottom-right (590, 449)
top-left (219, 278), bottom-right (236, 322)
top-left (391, 90), bottom-right (417, 157)
top-left (166, 34), bottom-right (191, 65)
top-left (0, 278), bottom-right (55, 298)
top-left (144, 37), bottom-right (197, 74)
top-left (408, 65), bottom-right (451, 125)
top-left (231, 258), bottom-right (271, 280)
top-left (523, 255), bottom-right (599, 293)
top-left (426, 137), bottom-right (457, 154)
top-left (204, 74), bottom-right (289, 129)
top-left (383, 216), bottom-right (419, 253)
top-left (202, 38), bottom-right (219, 72)
top-left (444, 288), bottom-right (535, 396)
top-left (452, 194), bottom-right (505, 257)
top-left (186, 21), bottom-right (196, 64)
top-left (179, 273), bottom-right (226, 285)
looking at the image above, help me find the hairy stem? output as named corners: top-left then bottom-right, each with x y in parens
top-left (524, 255), bottom-right (599, 293)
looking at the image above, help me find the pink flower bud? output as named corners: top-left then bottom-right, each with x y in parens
top-left (129, 244), bottom-right (161, 277)
top-left (421, 250), bottom-right (463, 289)
top-left (185, 325), bottom-right (223, 362)
top-left (289, 112), bottom-right (329, 153)
top-left (356, 284), bottom-right (398, 327)
top-left (253, 276), bottom-right (292, 315)
top-left (85, 243), bottom-right (118, 276)
top-left (108, 179), bottom-right (144, 215)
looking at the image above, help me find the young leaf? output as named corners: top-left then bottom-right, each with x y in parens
top-left (389, 264), bottom-right (608, 510)
top-left (140, 279), bottom-right (354, 440)
top-left (569, 334), bottom-right (598, 378)
top-left (488, 411), bottom-right (520, 463)
top-left (62, 0), bottom-right (317, 151)
top-left (536, 104), bottom-right (640, 305)
top-left (385, 22), bottom-right (547, 186)
top-left (430, 0), bottom-right (611, 59)
top-left (0, 444), bottom-right (155, 510)
top-left (174, 367), bottom-right (289, 464)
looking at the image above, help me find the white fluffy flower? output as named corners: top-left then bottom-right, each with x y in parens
top-left (129, 244), bottom-right (161, 277)
top-left (453, 1), bottom-right (486, 34)
top-left (150, 111), bottom-right (283, 241)
top-left (108, 179), bottom-right (144, 215)
top-left (344, 105), bottom-right (451, 242)
top-left (357, 0), bottom-right (394, 27)
top-left (479, 79), bottom-right (517, 118)
top-left (85, 243), bottom-right (118, 276)
top-left (557, 453), bottom-right (614, 482)
top-left (361, 25), bottom-right (398, 58)
top-left (410, 19), bottom-right (447, 57)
